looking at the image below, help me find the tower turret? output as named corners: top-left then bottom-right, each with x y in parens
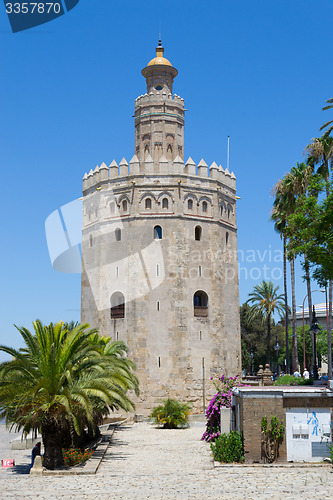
top-left (135, 40), bottom-right (185, 167)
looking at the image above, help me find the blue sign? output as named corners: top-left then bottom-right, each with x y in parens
top-left (3, 1), bottom-right (81, 33)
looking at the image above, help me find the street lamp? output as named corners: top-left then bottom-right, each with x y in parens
top-left (300, 290), bottom-right (325, 374)
top-left (250, 349), bottom-right (254, 376)
top-left (309, 305), bottom-right (320, 381)
top-left (274, 328), bottom-right (280, 377)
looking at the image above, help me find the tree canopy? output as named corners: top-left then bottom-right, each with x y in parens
top-left (285, 176), bottom-right (333, 284)
top-left (0, 321), bottom-right (139, 469)
top-left (246, 281), bottom-right (285, 366)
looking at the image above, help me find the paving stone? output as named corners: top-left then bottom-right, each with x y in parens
top-left (1, 423), bottom-right (333, 499)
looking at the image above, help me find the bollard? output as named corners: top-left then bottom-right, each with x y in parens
top-left (30, 455), bottom-right (43, 476)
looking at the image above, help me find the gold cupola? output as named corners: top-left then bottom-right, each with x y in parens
top-left (142, 39), bottom-right (178, 81)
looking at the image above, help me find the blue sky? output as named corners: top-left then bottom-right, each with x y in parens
top-left (0, 0), bottom-right (332, 359)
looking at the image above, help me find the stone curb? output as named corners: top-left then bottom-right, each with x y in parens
top-left (210, 448), bottom-right (333, 468)
top-left (213, 460), bottom-right (332, 468)
top-left (40, 428), bottom-right (115, 476)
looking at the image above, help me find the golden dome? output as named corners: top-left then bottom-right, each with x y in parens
top-left (147, 41), bottom-right (172, 67)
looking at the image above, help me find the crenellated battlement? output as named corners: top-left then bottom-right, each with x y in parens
top-left (135, 92), bottom-right (184, 106)
top-left (83, 156), bottom-right (237, 192)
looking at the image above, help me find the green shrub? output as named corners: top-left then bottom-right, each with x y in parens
top-left (261, 415), bottom-right (285, 463)
top-left (149, 398), bottom-right (191, 429)
top-left (273, 375), bottom-right (313, 386)
top-left (210, 431), bottom-right (244, 463)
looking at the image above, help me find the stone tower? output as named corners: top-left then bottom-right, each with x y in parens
top-left (81, 41), bottom-right (241, 415)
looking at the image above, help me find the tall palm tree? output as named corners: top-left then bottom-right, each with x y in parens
top-left (272, 163), bottom-right (313, 372)
top-left (272, 177), bottom-right (298, 371)
top-left (271, 194), bottom-right (290, 373)
top-left (320, 97), bottom-right (333, 138)
top-left (246, 281), bottom-right (285, 367)
top-left (274, 181), bottom-right (299, 371)
top-left (306, 136), bottom-right (333, 380)
top-left (306, 137), bottom-right (333, 190)
top-left (0, 321), bottom-right (139, 469)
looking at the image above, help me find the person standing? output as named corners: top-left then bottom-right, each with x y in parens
top-left (303, 368), bottom-right (310, 380)
top-left (31, 442), bottom-right (41, 468)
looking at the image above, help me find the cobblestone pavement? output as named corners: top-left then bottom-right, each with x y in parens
top-left (1, 422), bottom-right (333, 499)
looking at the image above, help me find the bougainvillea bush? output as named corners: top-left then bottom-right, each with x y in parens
top-left (201, 374), bottom-right (244, 442)
top-left (62, 448), bottom-right (94, 467)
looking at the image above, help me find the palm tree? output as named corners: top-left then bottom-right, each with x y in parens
top-left (306, 136), bottom-right (333, 189)
top-left (272, 178), bottom-right (298, 372)
top-left (320, 97), bottom-right (333, 138)
top-left (306, 136), bottom-right (333, 380)
top-left (271, 194), bottom-right (290, 373)
top-left (0, 321), bottom-right (139, 470)
top-left (246, 281), bottom-right (285, 367)
top-left (272, 163), bottom-right (313, 372)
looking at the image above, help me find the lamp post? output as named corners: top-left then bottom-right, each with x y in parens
top-left (250, 349), bottom-right (254, 376)
top-left (300, 290), bottom-right (325, 373)
top-left (274, 328), bottom-right (280, 377)
top-left (309, 305), bottom-right (320, 381)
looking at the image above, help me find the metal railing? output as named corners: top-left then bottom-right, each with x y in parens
top-left (194, 306), bottom-right (208, 318)
top-left (111, 305), bottom-right (125, 319)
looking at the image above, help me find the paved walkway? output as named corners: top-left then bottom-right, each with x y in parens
top-left (1, 422), bottom-right (333, 499)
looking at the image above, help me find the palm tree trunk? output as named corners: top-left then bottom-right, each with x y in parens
top-left (328, 281), bottom-right (332, 380)
top-left (41, 416), bottom-right (65, 470)
top-left (324, 173), bottom-right (332, 380)
top-left (290, 257), bottom-right (298, 372)
top-left (267, 313), bottom-right (271, 367)
top-left (304, 257), bottom-right (313, 372)
top-left (283, 236), bottom-right (290, 374)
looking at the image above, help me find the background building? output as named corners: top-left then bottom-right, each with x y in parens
top-left (81, 42), bottom-right (241, 415)
top-left (296, 302), bottom-right (330, 330)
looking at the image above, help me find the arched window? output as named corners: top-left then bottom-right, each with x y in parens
top-left (188, 199), bottom-right (193, 210)
top-left (226, 232), bottom-right (229, 245)
top-left (89, 235), bottom-right (93, 247)
top-left (145, 198), bottom-right (152, 209)
top-left (167, 143), bottom-right (173, 161)
top-left (202, 201), bottom-right (208, 213)
top-left (193, 290), bottom-right (208, 317)
top-left (122, 200), bottom-right (128, 212)
top-left (144, 144), bottom-right (150, 162)
top-left (227, 208), bottom-right (231, 219)
top-left (111, 292), bottom-right (125, 319)
top-left (195, 226), bottom-right (202, 241)
top-left (154, 225), bottom-right (162, 239)
top-left (220, 205), bottom-right (223, 216)
top-left (110, 202), bottom-right (115, 215)
top-left (162, 198), bottom-right (169, 209)
top-left (115, 228), bottom-right (121, 241)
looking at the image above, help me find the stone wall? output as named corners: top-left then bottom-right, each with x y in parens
top-left (235, 394), bottom-right (286, 463)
